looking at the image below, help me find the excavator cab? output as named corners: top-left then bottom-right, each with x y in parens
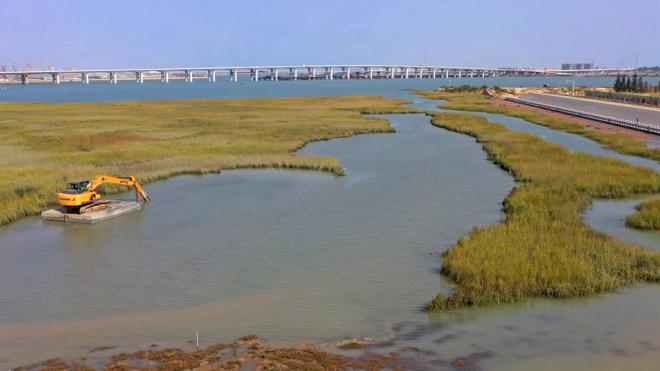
top-left (64, 180), bottom-right (90, 194)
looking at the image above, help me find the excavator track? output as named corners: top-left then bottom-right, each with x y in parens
top-left (79, 200), bottom-right (112, 214)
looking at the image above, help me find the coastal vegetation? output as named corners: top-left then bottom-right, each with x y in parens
top-left (613, 73), bottom-right (659, 93)
top-left (626, 198), bottom-right (660, 230)
top-left (0, 96), bottom-right (414, 226)
top-left (417, 90), bottom-right (660, 161)
top-left (426, 110), bottom-right (660, 310)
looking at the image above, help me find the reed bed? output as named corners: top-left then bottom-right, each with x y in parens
top-left (0, 96), bottom-right (415, 226)
top-left (426, 111), bottom-right (660, 310)
top-left (626, 198), bottom-right (660, 230)
top-left (416, 90), bottom-right (660, 162)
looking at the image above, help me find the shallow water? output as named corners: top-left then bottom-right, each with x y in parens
top-left (585, 197), bottom-right (660, 250)
top-left (0, 113), bottom-right (515, 366)
top-left (0, 81), bottom-right (659, 369)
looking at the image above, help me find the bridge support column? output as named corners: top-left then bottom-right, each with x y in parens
top-left (329, 68), bottom-right (333, 80)
top-left (208, 70), bottom-right (216, 82)
top-left (273, 69), bottom-right (278, 80)
top-left (310, 68), bottom-right (316, 80)
top-left (185, 70), bottom-right (193, 82)
top-left (254, 69), bottom-right (259, 81)
top-left (136, 72), bottom-right (144, 83)
top-left (458, 70), bottom-right (462, 78)
top-left (52, 73), bottom-right (60, 85)
top-left (391, 68), bottom-right (396, 79)
top-left (345, 67), bottom-right (350, 79)
top-left (432, 69), bottom-right (436, 79)
top-left (160, 71), bottom-right (169, 83)
top-left (20, 74), bottom-right (28, 85)
top-left (231, 69), bottom-right (238, 82)
top-left (405, 68), bottom-right (409, 79)
top-left (445, 70), bottom-right (449, 79)
top-left (109, 72), bottom-right (117, 84)
top-left (369, 67), bottom-right (373, 79)
top-left (81, 73), bottom-right (89, 84)
top-left (291, 68), bottom-right (297, 80)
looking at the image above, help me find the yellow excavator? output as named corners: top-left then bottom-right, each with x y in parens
top-left (57, 175), bottom-right (150, 214)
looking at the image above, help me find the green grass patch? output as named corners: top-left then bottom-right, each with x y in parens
top-left (0, 96), bottom-right (415, 226)
top-left (416, 90), bottom-right (660, 162)
top-left (626, 198), bottom-right (660, 230)
top-left (426, 111), bottom-right (660, 310)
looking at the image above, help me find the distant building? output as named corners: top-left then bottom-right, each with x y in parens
top-left (562, 63), bottom-right (594, 70)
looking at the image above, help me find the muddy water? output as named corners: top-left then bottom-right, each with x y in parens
top-left (0, 90), bottom-right (658, 369)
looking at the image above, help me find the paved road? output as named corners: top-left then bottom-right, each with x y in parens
top-left (523, 93), bottom-right (660, 125)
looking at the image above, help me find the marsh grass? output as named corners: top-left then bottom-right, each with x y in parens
top-left (0, 96), bottom-right (415, 226)
top-left (626, 198), bottom-right (660, 230)
top-left (416, 90), bottom-right (660, 162)
top-left (426, 111), bottom-right (660, 310)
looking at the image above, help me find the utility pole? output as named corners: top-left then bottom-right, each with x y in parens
top-left (565, 79), bottom-right (575, 96)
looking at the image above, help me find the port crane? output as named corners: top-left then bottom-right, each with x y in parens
top-left (57, 175), bottom-right (150, 213)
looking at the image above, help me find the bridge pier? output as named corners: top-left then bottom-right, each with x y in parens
top-left (110, 72), bottom-right (118, 84)
top-left (432, 69), bottom-right (436, 79)
top-left (52, 73), bottom-right (60, 85)
top-left (272, 69), bottom-right (278, 80)
top-left (345, 67), bottom-right (350, 80)
top-left (369, 67), bottom-right (374, 79)
top-left (81, 73), bottom-right (89, 84)
top-left (185, 70), bottom-right (193, 83)
top-left (136, 72), bottom-right (144, 83)
top-left (253, 69), bottom-right (259, 81)
top-left (404, 68), bottom-right (409, 79)
top-left (309, 68), bottom-right (316, 80)
top-left (208, 70), bottom-right (216, 82)
top-left (160, 71), bottom-right (169, 83)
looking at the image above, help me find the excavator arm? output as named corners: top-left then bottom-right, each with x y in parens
top-left (87, 175), bottom-right (151, 202)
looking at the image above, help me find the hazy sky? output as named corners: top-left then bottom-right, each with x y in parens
top-left (2, 0), bottom-right (658, 69)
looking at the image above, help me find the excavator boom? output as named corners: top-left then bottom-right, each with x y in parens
top-left (87, 175), bottom-right (151, 202)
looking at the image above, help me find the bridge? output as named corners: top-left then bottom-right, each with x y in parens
top-left (0, 64), bottom-right (635, 85)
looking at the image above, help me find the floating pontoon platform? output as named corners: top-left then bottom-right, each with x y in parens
top-left (41, 200), bottom-right (141, 224)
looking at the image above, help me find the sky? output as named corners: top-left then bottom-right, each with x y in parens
top-left (1, 0), bottom-right (658, 70)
